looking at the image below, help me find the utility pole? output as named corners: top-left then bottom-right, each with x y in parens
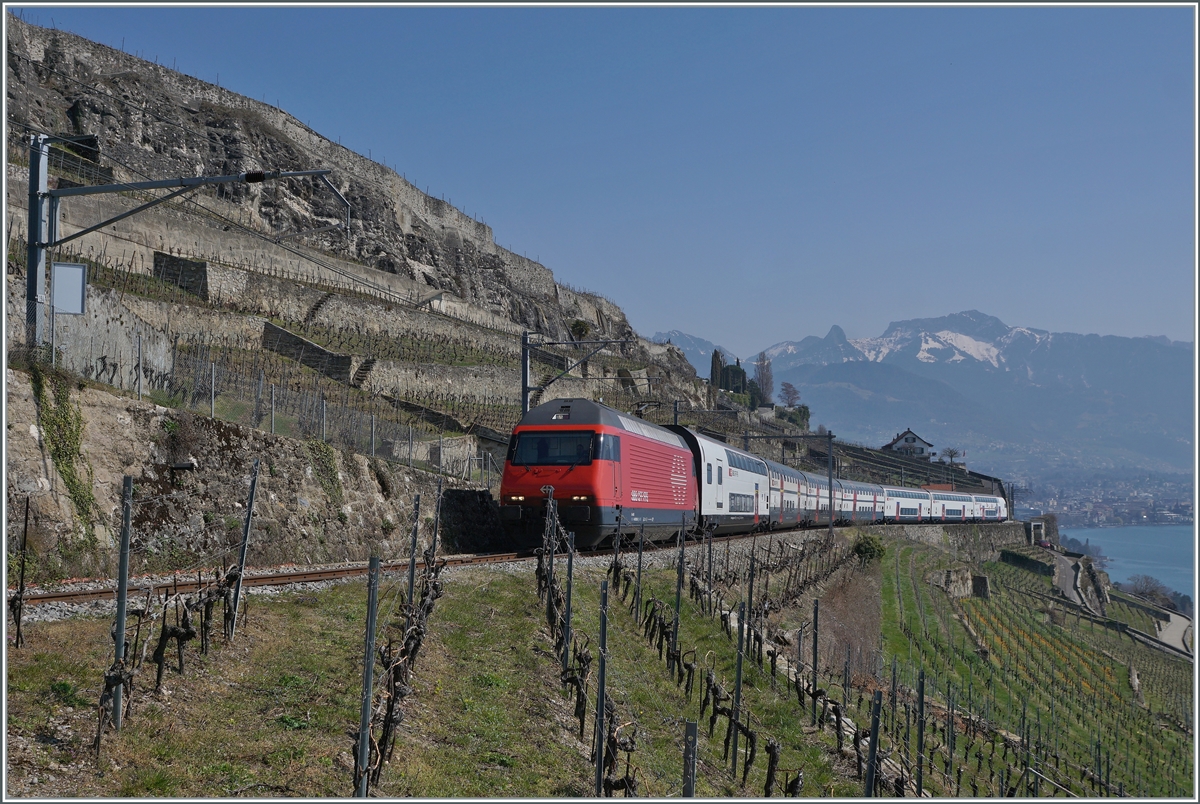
top-left (25, 134), bottom-right (50, 346)
top-left (24, 136), bottom-right (336, 347)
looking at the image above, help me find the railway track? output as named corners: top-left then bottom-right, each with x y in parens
top-left (11, 525), bottom-right (828, 608)
top-left (14, 551), bottom-right (531, 607)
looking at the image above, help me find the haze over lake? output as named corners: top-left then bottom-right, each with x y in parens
top-left (1060, 524), bottom-right (1195, 598)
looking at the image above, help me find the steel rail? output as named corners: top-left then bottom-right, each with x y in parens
top-left (11, 525), bottom-right (826, 608)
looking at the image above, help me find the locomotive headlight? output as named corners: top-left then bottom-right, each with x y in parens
top-left (509, 495), bottom-right (525, 502)
top-left (571, 495), bottom-right (590, 502)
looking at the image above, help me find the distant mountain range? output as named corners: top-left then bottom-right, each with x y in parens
top-left (652, 330), bottom-right (741, 375)
top-left (669, 312), bottom-right (1194, 483)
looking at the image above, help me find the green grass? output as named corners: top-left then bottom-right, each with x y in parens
top-left (8, 550), bottom-right (876, 797)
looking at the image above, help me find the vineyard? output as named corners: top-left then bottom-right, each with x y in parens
top-left (877, 540), bottom-right (1193, 797)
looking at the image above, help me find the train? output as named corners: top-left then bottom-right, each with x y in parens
top-left (499, 397), bottom-right (1008, 548)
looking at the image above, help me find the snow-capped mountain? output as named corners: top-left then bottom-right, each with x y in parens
top-left (751, 311), bottom-right (1193, 480)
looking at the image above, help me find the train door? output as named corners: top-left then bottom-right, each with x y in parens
top-left (613, 445), bottom-right (622, 506)
top-left (716, 458), bottom-right (725, 514)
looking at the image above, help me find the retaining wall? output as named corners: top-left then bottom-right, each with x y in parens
top-left (873, 521), bottom-right (1027, 564)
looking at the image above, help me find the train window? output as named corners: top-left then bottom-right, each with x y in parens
top-left (506, 433), bottom-right (519, 463)
top-left (511, 431), bottom-right (595, 466)
top-left (729, 493), bottom-right (754, 513)
top-left (707, 463), bottom-right (713, 484)
top-left (718, 467), bottom-right (723, 485)
top-left (593, 433), bottom-right (621, 462)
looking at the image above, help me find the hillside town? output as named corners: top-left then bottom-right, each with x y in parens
top-left (1015, 473), bottom-right (1194, 527)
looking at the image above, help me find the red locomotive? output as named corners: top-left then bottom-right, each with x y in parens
top-left (499, 398), bottom-right (697, 547)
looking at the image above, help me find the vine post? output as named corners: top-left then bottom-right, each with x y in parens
top-left (354, 556), bottom-right (381, 797)
top-left (229, 459), bottom-right (260, 640)
top-left (594, 579), bottom-right (609, 797)
top-left (864, 689), bottom-right (883, 796)
top-left (634, 523), bottom-right (645, 616)
top-left (404, 494), bottom-right (422, 635)
top-left (683, 719), bottom-right (698, 797)
top-left (112, 476), bottom-right (132, 729)
top-left (562, 530), bottom-right (575, 675)
top-left (811, 598), bottom-right (819, 726)
top-left (731, 600), bottom-right (745, 777)
top-left (916, 667), bottom-right (925, 796)
top-left (670, 515), bottom-right (684, 675)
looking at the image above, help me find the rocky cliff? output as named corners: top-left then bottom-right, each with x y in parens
top-left (5, 15), bottom-right (696, 382)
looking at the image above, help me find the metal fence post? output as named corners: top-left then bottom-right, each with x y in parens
top-left (635, 523), bottom-right (645, 616)
top-left (112, 476), bottom-right (132, 729)
top-left (430, 478), bottom-right (442, 557)
top-left (827, 431), bottom-right (835, 541)
top-left (865, 690), bottom-right (883, 796)
top-left (706, 527), bottom-right (713, 617)
top-left (670, 517), bottom-right (684, 674)
top-left (683, 720), bottom-right (698, 797)
top-left (270, 384), bottom-right (275, 434)
top-left (354, 556), bottom-right (381, 797)
top-left (229, 459), bottom-right (260, 640)
top-left (210, 361), bottom-right (215, 418)
top-left (812, 598), bottom-right (819, 726)
top-left (746, 553), bottom-right (756, 670)
top-left (136, 333), bottom-right (142, 400)
top-left (562, 531), bottom-right (575, 675)
top-left (731, 601), bottom-right (745, 776)
top-left (404, 494), bottom-right (422, 636)
top-left (916, 668), bottom-right (925, 796)
top-left (595, 580), bottom-right (609, 797)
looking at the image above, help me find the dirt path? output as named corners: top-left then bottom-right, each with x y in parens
top-left (1053, 554), bottom-right (1085, 607)
top-left (1155, 610), bottom-right (1193, 656)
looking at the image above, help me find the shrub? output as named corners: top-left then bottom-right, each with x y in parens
top-left (853, 533), bottom-right (886, 566)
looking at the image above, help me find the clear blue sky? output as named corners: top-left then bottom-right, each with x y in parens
top-left (10, 4), bottom-right (1196, 356)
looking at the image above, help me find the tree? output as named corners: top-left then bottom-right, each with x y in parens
top-left (780, 382), bottom-right (800, 408)
top-left (941, 446), bottom-right (962, 467)
top-left (569, 319), bottom-right (591, 341)
top-left (748, 379), bottom-right (763, 410)
top-left (710, 349), bottom-right (726, 389)
top-left (721, 359), bottom-right (747, 395)
top-left (754, 352), bottom-right (774, 405)
top-left (1128, 574), bottom-right (1176, 608)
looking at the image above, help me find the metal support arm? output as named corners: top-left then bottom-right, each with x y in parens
top-left (25, 132), bottom-right (337, 347)
top-left (48, 184), bottom-right (196, 247)
top-left (47, 168), bottom-right (332, 198)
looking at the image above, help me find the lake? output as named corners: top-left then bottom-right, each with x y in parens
top-left (1059, 524), bottom-right (1195, 598)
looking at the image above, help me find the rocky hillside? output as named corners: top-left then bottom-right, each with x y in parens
top-left (6, 364), bottom-right (502, 583)
top-left (5, 15), bottom-right (695, 382)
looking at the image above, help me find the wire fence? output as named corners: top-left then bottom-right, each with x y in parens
top-left (9, 318), bottom-right (507, 490)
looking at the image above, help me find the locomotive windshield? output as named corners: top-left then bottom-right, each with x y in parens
top-left (510, 430), bottom-right (596, 466)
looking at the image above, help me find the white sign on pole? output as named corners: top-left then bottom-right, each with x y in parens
top-left (51, 262), bottom-right (87, 315)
